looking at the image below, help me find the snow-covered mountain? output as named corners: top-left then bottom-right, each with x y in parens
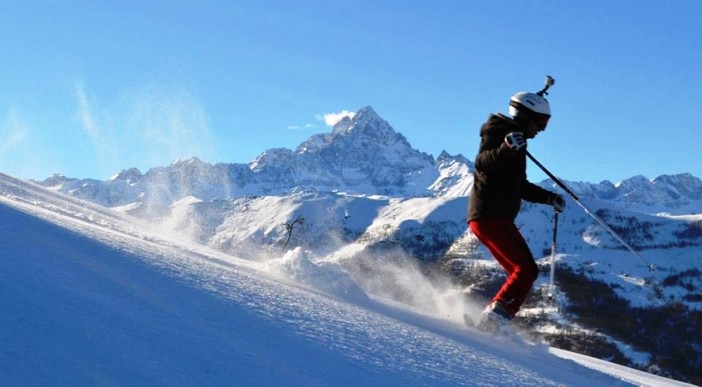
top-left (558, 173), bottom-right (702, 215)
top-left (31, 106), bottom-right (702, 384)
top-left (42, 107), bottom-right (448, 206)
top-left (0, 172), bottom-right (693, 386)
top-left (39, 105), bottom-right (702, 214)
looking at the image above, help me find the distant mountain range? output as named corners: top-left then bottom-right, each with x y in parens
top-left (37, 105), bottom-right (702, 215)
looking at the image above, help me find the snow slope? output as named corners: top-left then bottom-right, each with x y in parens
top-left (0, 174), bottom-right (692, 386)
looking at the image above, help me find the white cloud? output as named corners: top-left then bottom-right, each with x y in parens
top-left (287, 110), bottom-right (354, 132)
top-left (323, 110), bottom-right (355, 127)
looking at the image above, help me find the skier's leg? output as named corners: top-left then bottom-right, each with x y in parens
top-left (469, 218), bottom-right (538, 317)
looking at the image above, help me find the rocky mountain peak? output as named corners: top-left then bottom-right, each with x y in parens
top-left (653, 173), bottom-right (702, 200)
top-left (110, 168), bottom-right (143, 182)
top-left (36, 174), bottom-right (76, 188)
top-left (295, 106), bottom-right (424, 163)
top-left (327, 106), bottom-right (398, 143)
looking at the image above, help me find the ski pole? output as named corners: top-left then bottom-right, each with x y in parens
top-left (525, 150), bottom-right (655, 271)
top-left (548, 210), bottom-right (558, 300)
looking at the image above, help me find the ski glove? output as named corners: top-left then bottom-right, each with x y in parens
top-left (549, 194), bottom-right (566, 213)
top-left (504, 132), bottom-right (526, 152)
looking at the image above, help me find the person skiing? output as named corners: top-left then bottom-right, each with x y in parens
top-left (468, 86), bottom-right (565, 331)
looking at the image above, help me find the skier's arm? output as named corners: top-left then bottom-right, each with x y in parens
top-left (474, 133), bottom-right (516, 172)
top-left (523, 181), bottom-right (565, 212)
top-left (522, 181), bottom-right (553, 204)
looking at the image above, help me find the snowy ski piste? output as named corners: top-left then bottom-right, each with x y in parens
top-left (0, 173), bottom-right (691, 386)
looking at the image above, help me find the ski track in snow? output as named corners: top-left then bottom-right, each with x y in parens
top-left (0, 173), bottom-right (692, 386)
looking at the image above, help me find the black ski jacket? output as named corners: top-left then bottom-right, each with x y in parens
top-left (468, 113), bottom-right (554, 222)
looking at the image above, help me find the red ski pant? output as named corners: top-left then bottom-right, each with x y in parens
top-left (469, 217), bottom-right (538, 317)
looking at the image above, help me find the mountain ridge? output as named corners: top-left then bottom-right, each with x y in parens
top-left (37, 106), bottom-right (702, 216)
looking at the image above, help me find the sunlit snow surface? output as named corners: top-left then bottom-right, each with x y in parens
top-left (0, 174), bottom-right (692, 386)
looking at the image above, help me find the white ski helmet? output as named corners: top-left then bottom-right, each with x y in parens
top-left (509, 92), bottom-right (551, 117)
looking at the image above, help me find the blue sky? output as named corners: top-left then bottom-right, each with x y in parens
top-left (1, 1), bottom-right (700, 184)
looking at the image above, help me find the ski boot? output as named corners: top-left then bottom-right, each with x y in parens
top-left (477, 300), bottom-right (513, 334)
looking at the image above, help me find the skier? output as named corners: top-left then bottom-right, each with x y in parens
top-left (468, 88), bottom-right (565, 331)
